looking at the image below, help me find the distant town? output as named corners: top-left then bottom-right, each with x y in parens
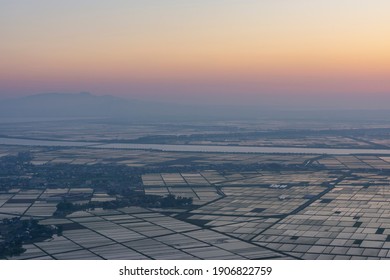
top-left (1, 117), bottom-right (390, 259)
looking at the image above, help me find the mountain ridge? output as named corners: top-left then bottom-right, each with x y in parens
top-left (0, 92), bottom-right (247, 120)
top-left (2, 92), bottom-right (390, 122)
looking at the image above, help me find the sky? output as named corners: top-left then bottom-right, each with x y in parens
top-left (1, 0), bottom-right (390, 109)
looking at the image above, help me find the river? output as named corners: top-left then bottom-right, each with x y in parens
top-left (1, 137), bottom-right (390, 155)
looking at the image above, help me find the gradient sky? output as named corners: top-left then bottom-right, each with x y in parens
top-left (1, 0), bottom-right (390, 108)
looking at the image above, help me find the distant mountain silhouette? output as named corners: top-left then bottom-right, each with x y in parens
top-left (1, 92), bottom-right (110, 117)
top-left (0, 92), bottom-right (195, 120)
top-left (1, 92), bottom-right (389, 122)
top-left (0, 92), bottom-right (265, 121)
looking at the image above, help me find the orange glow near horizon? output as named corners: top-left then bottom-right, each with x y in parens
top-left (1, 0), bottom-right (390, 107)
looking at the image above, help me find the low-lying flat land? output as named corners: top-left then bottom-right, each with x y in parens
top-left (2, 119), bottom-right (390, 259)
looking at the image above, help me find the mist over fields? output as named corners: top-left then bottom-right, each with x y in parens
top-left (1, 92), bottom-right (390, 123)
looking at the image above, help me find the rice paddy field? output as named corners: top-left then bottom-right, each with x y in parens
top-left (3, 120), bottom-right (390, 259)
